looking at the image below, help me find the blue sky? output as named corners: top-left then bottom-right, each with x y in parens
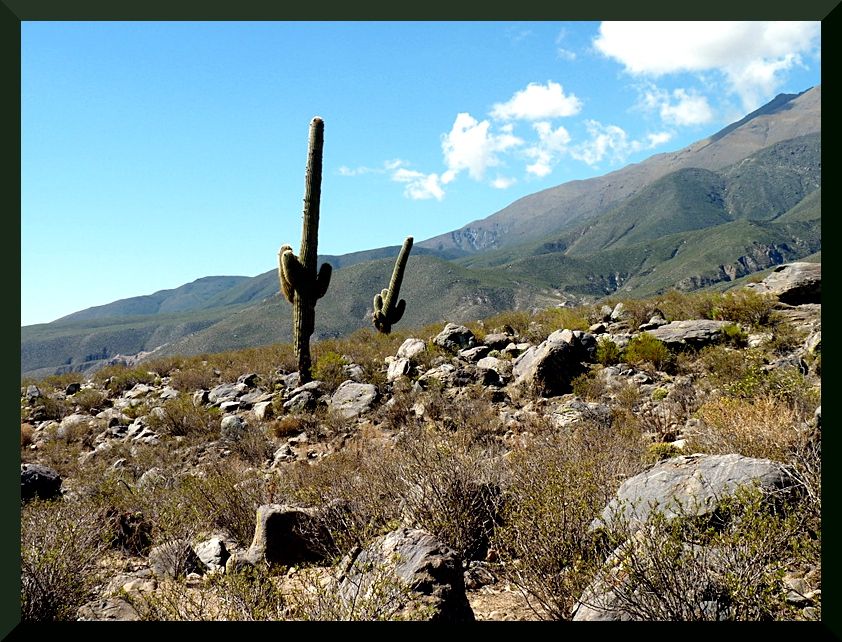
top-left (21, 21), bottom-right (821, 326)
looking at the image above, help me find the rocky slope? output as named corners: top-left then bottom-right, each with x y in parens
top-left (20, 263), bottom-right (821, 621)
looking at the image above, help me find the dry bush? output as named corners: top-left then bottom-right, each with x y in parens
top-left (690, 395), bottom-right (805, 462)
top-left (21, 498), bottom-right (109, 621)
top-left (94, 365), bottom-right (158, 394)
top-left (230, 424), bottom-right (276, 467)
top-left (588, 484), bottom-right (816, 621)
top-left (167, 364), bottom-right (220, 392)
top-left (269, 414), bottom-right (318, 440)
top-left (145, 395), bottom-right (220, 438)
top-left (21, 423), bottom-right (34, 448)
top-left (493, 420), bottom-right (648, 620)
top-left (69, 387), bottom-right (107, 413)
top-left (710, 289), bottom-right (778, 328)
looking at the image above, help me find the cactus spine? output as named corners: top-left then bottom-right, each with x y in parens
top-left (278, 117), bottom-right (332, 383)
top-left (372, 236), bottom-right (413, 334)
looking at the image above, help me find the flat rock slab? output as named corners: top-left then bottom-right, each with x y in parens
top-left (595, 453), bottom-right (796, 530)
top-left (644, 319), bottom-right (731, 349)
top-left (329, 381), bottom-right (378, 418)
top-left (746, 262), bottom-right (821, 305)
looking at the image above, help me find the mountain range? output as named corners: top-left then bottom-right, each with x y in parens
top-left (20, 86), bottom-right (821, 379)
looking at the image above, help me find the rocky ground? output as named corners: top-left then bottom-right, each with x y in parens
top-left (20, 263), bottom-right (821, 622)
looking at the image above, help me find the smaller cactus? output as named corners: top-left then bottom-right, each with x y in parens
top-left (373, 236), bottom-right (413, 334)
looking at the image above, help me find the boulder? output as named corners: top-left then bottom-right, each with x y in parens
top-left (745, 262), bottom-right (821, 305)
top-left (283, 390), bottom-right (317, 413)
top-left (511, 329), bottom-right (597, 397)
top-left (77, 598), bottom-right (140, 621)
top-left (24, 384), bottom-right (42, 402)
top-left (208, 382), bottom-right (247, 405)
top-left (482, 332), bottom-right (514, 350)
top-left (227, 504), bottom-right (331, 570)
top-left (397, 338), bottom-right (427, 361)
top-left (387, 358), bottom-right (412, 382)
top-left (433, 323), bottom-right (476, 353)
top-left (338, 527), bottom-right (474, 622)
top-left (644, 319), bottom-right (732, 349)
top-left (253, 400), bottom-right (274, 421)
top-left (148, 539), bottom-right (206, 578)
top-left (459, 346), bottom-right (490, 362)
top-left (21, 463), bottom-right (62, 501)
top-left (220, 415), bottom-right (246, 441)
top-left (594, 453), bottom-right (797, 531)
top-left (64, 382), bottom-right (81, 396)
top-left (329, 381), bottom-right (378, 419)
top-left (237, 372), bottom-right (260, 387)
top-left (194, 537), bottom-right (230, 571)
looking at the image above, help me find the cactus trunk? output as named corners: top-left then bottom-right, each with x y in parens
top-left (278, 117), bottom-right (332, 383)
top-left (373, 236), bottom-right (413, 334)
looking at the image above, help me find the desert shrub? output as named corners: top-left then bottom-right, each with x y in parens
top-left (312, 351), bottom-right (349, 390)
top-left (131, 564), bottom-right (287, 621)
top-left (644, 442), bottom-right (683, 464)
top-left (480, 310), bottom-right (532, 339)
top-left (763, 321), bottom-right (805, 355)
top-left (41, 372), bottom-right (85, 391)
top-left (69, 387), bottom-right (107, 413)
top-left (145, 395), bottom-right (220, 438)
top-left (494, 421), bottom-right (647, 620)
top-left (571, 371), bottom-right (607, 401)
top-left (657, 289), bottom-right (719, 322)
top-left (533, 307), bottom-right (590, 334)
top-left (95, 366), bottom-right (158, 394)
top-left (721, 323), bottom-right (748, 347)
top-left (21, 423), bottom-right (34, 448)
top-left (725, 366), bottom-right (819, 415)
top-left (21, 498), bottom-right (109, 621)
top-left (230, 424), bottom-right (276, 467)
top-left (268, 414), bottom-right (318, 440)
top-left (690, 394), bottom-right (805, 461)
top-left (168, 364), bottom-right (220, 392)
top-left (591, 484), bottom-right (816, 621)
top-left (33, 395), bottom-right (71, 421)
top-left (623, 334), bottom-right (673, 372)
top-left (697, 345), bottom-right (764, 385)
top-left (710, 289), bottom-right (777, 328)
top-left (595, 337), bottom-right (621, 365)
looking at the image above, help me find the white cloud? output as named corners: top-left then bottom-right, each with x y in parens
top-left (391, 168), bottom-right (445, 201)
top-left (338, 159), bottom-right (407, 176)
top-left (570, 120), bottom-right (671, 167)
top-left (524, 121), bottom-right (572, 177)
top-left (557, 48), bottom-right (577, 61)
top-left (642, 86), bottom-right (714, 126)
top-left (593, 21), bottom-right (820, 111)
top-left (490, 81), bottom-right (582, 121)
top-left (491, 176), bottom-right (517, 189)
top-left (441, 112), bottom-right (523, 184)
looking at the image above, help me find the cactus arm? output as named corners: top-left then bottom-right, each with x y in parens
top-left (316, 262), bottom-right (332, 299)
top-left (278, 245), bottom-right (295, 303)
top-left (371, 236), bottom-right (413, 334)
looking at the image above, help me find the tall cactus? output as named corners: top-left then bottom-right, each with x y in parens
top-left (372, 236), bottom-right (413, 334)
top-left (278, 116), bottom-right (332, 383)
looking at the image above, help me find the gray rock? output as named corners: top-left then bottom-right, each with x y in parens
top-left (644, 319), bottom-right (732, 349)
top-left (745, 262), bottom-right (821, 305)
top-left (594, 453), bottom-right (797, 531)
top-left (329, 381), bottom-right (378, 419)
top-left (194, 537), bottom-right (230, 571)
top-left (95, 408), bottom-right (129, 426)
top-left (588, 322), bottom-right (608, 334)
top-left (220, 415), bottom-right (246, 441)
top-left (476, 356), bottom-right (511, 376)
top-left (338, 527), bottom-right (474, 622)
top-left (137, 467), bottom-right (167, 490)
top-left (512, 329), bottom-right (597, 397)
top-left (433, 323), bottom-right (476, 353)
top-left (149, 539), bottom-right (206, 578)
top-left (25, 384), bottom-right (42, 402)
top-left (125, 383), bottom-right (152, 399)
top-left (64, 382), bottom-right (81, 396)
top-left (77, 597), bottom-right (140, 621)
top-left (208, 382), bottom-right (247, 405)
top-left (343, 363), bottom-right (366, 382)
top-left (387, 357), bottom-right (411, 382)
top-left (639, 315), bottom-right (669, 331)
top-left (283, 390), bottom-right (317, 413)
top-left (227, 504), bottom-right (330, 570)
top-left (459, 345), bottom-right (490, 362)
top-left (600, 304), bottom-right (614, 321)
top-left (193, 389), bottom-right (210, 406)
top-left (253, 400), bottom-right (274, 421)
top-left (271, 444), bottom-right (297, 467)
top-left (159, 386), bottom-right (179, 400)
top-left (237, 372), bottom-right (260, 387)
top-left (21, 463), bottom-right (62, 501)
top-left (610, 302), bottom-right (627, 322)
top-left (289, 380), bottom-right (326, 396)
top-left (501, 342), bottom-right (531, 358)
top-left (397, 338), bottom-right (427, 361)
top-left (57, 413), bottom-right (92, 439)
top-left (219, 400), bottom-right (241, 413)
top-left (280, 372), bottom-right (301, 389)
top-left (482, 332), bottom-right (513, 350)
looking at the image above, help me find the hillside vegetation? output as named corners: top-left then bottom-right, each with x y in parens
top-left (20, 265), bottom-right (821, 621)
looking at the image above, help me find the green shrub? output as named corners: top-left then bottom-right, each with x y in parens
top-left (69, 387), bottom-right (107, 413)
top-left (710, 289), bottom-right (777, 327)
top-left (623, 333), bottom-right (673, 372)
top-left (145, 395), bottom-right (220, 438)
top-left (644, 442), bottom-right (683, 464)
top-left (595, 337), bottom-right (621, 365)
top-left (721, 323), bottom-right (748, 347)
top-left (312, 350), bottom-right (349, 390)
top-left (95, 366), bottom-right (158, 394)
top-left (572, 371), bottom-right (607, 401)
